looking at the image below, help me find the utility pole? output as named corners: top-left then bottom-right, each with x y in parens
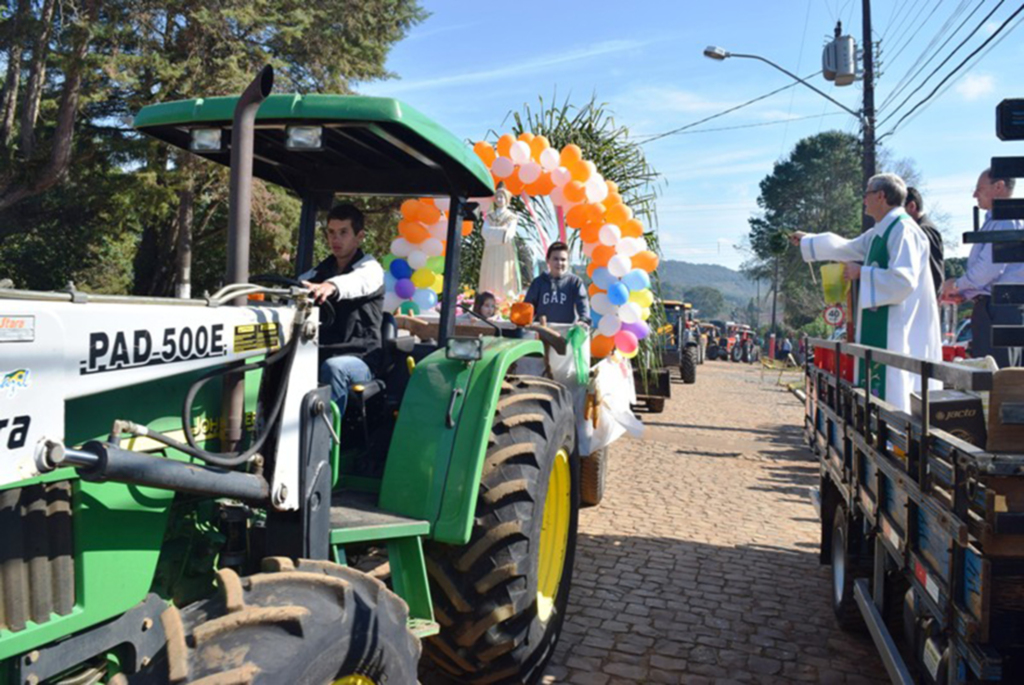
top-left (861, 0), bottom-right (876, 231)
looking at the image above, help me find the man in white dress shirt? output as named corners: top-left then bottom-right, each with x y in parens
top-left (790, 173), bottom-right (941, 413)
top-left (940, 168), bottom-right (1024, 368)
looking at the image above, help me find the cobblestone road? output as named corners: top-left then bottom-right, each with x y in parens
top-left (541, 360), bottom-right (889, 684)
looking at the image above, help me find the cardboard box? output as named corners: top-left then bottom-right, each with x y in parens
top-left (911, 389), bottom-right (987, 448)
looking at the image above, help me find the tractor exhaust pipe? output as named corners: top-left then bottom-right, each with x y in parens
top-left (223, 65), bottom-right (274, 450)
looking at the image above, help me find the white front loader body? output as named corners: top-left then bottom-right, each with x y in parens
top-left (0, 293), bottom-right (319, 510)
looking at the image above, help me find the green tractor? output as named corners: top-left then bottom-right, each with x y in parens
top-left (0, 67), bottom-right (581, 684)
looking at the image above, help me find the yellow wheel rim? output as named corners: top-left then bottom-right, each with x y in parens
top-left (537, 448), bottom-right (571, 623)
top-left (333, 676), bottom-right (377, 685)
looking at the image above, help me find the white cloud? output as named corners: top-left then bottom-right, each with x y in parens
top-left (954, 73), bottom-right (995, 102)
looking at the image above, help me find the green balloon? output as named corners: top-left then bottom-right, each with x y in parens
top-left (399, 301), bottom-right (421, 315)
top-left (382, 254), bottom-right (396, 268)
top-left (426, 256), bottom-right (445, 274)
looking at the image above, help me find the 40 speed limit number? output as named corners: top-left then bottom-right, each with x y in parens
top-left (823, 305), bottom-right (846, 327)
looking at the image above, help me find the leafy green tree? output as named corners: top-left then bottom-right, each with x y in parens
top-left (0, 0), bottom-right (426, 295)
top-left (684, 285), bottom-right (725, 318)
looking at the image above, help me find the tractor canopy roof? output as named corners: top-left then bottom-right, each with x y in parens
top-left (133, 94), bottom-right (494, 199)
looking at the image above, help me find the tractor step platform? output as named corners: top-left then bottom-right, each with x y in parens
top-left (329, 490), bottom-right (429, 545)
top-left (408, 618), bottom-right (440, 638)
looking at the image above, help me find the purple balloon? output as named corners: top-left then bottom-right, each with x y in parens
top-left (395, 278), bottom-right (416, 299)
top-left (621, 321), bottom-right (650, 340)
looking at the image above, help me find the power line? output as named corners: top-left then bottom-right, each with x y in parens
top-left (879, 3), bottom-right (1024, 137)
top-left (779, 0), bottom-right (814, 157)
top-left (878, 0), bottom-right (1007, 127)
top-left (879, 0), bottom-right (972, 111)
top-left (879, 0), bottom-right (984, 112)
top-left (658, 112), bottom-right (846, 137)
top-left (877, 0), bottom-right (947, 78)
top-left (638, 73), bottom-right (822, 144)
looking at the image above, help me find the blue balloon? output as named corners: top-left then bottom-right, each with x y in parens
top-left (592, 267), bottom-right (617, 291)
top-left (412, 288), bottom-right (438, 311)
top-left (607, 282), bottom-right (630, 306)
top-left (591, 311), bottom-right (603, 327)
top-left (384, 272), bottom-right (397, 291)
top-left (390, 258), bottom-right (412, 280)
top-left (622, 268), bottom-right (651, 292)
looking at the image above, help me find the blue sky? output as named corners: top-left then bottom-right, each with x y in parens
top-left (358, 1), bottom-right (1024, 270)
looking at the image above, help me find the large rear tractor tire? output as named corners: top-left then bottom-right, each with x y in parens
top-left (423, 376), bottom-right (579, 685)
top-left (681, 347), bottom-right (697, 384)
top-left (157, 558), bottom-right (420, 684)
top-left (580, 447), bottom-right (608, 507)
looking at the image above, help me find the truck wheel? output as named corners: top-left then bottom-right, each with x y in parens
top-left (158, 558), bottom-right (420, 684)
top-left (706, 344), bottom-right (718, 361)
top-left (423, 376), bottom-right (579, 685)
top-left (831, 504), bottom-right (866, 632)
top-left (681, 348), bottom-right (697, 384)
top-left (580, 447), bottom-right (608, 507)
top-left (646, 397), bottom-right (666, 413)
top-left (730, 345), bottom-right (742, 363)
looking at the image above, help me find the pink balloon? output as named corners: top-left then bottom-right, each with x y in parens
top-left (492, 156), bottom-right (514, 179)
top-left (519, 161), bottom-right (542, 184)
top-left (613, 330), bottom-right (639, 354)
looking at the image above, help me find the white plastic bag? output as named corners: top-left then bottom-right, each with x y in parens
top-left (577, 355), bottom-right (644, 456)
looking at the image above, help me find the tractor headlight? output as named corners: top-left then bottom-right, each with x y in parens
top-left (446, 337), bottom-right (483, 362)
top-left (286, 125), bottom-right (323, 150)
top-left (190, 128), bottom-right (223, 152)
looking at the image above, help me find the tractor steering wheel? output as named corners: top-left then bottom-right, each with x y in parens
top-left (250, 273), bottom-right (336, 328)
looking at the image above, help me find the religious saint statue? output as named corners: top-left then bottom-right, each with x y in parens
top-left (478, 184), bottom-right (521, 301)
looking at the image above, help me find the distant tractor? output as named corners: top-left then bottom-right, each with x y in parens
top-left (661, 300), bottom-right (699, 384)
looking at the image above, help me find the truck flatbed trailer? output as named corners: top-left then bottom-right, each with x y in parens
top-left (805, 338), bottom-right (1024, 683)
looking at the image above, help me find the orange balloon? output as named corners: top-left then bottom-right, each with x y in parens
top-left (632, 250), bottom-right (660, 272)
top-left (400, 199), bottom-right (423, 222)
top-left (418, 202), bottom-right (442, 225)
top-left (563, 180), bottom-right (587, 203)
top-left (583, 202), bottom-right (605, 226)
top-left (606, 180), bottom-right (619, 193)
top-left (587, 261), bottom-right (598, 279)
top-left (533, 172), bottom-right (555, 195)
top-left (591, 244), bottom-right (616, 267)
top-left (530, 135), bottom-right (550, 160)
top-left (560, 144), bottom-right (583, 167)
top-left (605, 203), bottom-right (633, 226)
top-left (517, 132), bottom-right (535, 144)
top-left (591, 334), bottom-right (615, 359)
top-left (621, 219), bottom-right (644, 238)
top-left (580, 223), bottom-right (602, 244)
top-left (398, 220), bottom-right (430, 243)
top-left (496, 133), bottom-right (515, 158)
top-left (461, 220), bottom-right (474, 237)
top-left (588, 283), bottom-right (605, 297)
top-left (605, 190), bottom-right (622, 207)
top-left (473, 141), bottom-right (497, 167)
top-left (504, 174), bottom-right (525, 195)
top-left (568, 159), bottom-right (591, 183)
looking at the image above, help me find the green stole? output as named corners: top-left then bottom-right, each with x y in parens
top-left (858, 213), bottom-right (909, 400)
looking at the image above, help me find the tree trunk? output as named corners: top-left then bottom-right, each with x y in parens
top-left (0, 0), bottom-right (97, 218)
top-left (0, 0), bottom-right (30, 148)
top-left (175, 159), bottom-right (195, 299)
top-left (18, 0), bottom-right (57, 157)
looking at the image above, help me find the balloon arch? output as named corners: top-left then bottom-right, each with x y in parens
top-left (381, 132), bottom-right (659, 359)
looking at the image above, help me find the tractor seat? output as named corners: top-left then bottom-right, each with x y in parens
top-left (346, 312), bottom-right (398, 406)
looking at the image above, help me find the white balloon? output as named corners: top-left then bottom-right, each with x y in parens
top-left (492, 156), bottom-right (514, 179)
top-left (383, 292), bottom-right (402, 312)
top-left (608, 254), bottom-right (632, 278)
top-left (391, 237), bottom-right (412, 258)
top-left (428, 219), bottom-right (448, 240)
top-left (408, 250), bottom-right (428, 269)
top-left (619, 302), bottom-right (642, 324)
top-left (434, 197), bottom-right (451, 212)
top-left (509, 141), bottom-right (531, 165)
top-left (551, 166), bottom-right (572, 187)
top-left (597, 314), bottom-right (622, 337)
top-left (598, 223), bottom-right (622, 246)
top-left (616, 237), bottom-right (643, 257)
top-left (585, 175), bottom-right (608, 203)
top-left (591, 293), bottom-right (615, 316)
top-left (518, 161), bottom-right (542, 184)
top-left (549, 187), bottom-right (566, 206)
top-left (539, 147), bottom-right (561, 171)
top-left (422, 238), bottom-right (444, 257)
top-left (582, 241), bottom-right (596, 257)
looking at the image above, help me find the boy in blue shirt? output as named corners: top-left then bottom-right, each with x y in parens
top-left (524, 242), bottom-right (591, 325)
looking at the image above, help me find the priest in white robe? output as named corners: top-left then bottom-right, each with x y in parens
top-left (791, 173), bottom-right (942, 414)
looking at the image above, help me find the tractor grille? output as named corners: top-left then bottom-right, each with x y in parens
top-left (0, 482), bottom-right (75, 633)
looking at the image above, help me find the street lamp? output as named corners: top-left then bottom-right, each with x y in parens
top-left (703, 46), bottom-right (864, 123)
